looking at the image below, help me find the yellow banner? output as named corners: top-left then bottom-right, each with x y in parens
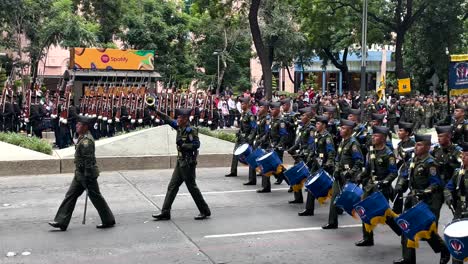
top-left (450, 54), bottom-right (468, 62)
top-left (70, 48), bottom-right (154, 71)
top-left (450, 88), bottom-right (468, 96)
top-left (398, 78), bottom-right (411, 94)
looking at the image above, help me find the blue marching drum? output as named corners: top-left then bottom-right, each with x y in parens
top-left (305, 169), bottom-right (333, 199)
top-left (444, 218), bottom-right (468, 262)
top-left (334, 182), bottom-right (364, 216)
top-left (234, 143), bottom-right (252, 165)
top-left (256, 151), bottom-right (282, 176)
top-left (284, 161), bottom-right (310, 186)
top-left (245, 148), bottom-right (266, 169)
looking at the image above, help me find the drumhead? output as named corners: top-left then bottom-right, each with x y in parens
top-left (308, 175), bottom-right (320, 185)
top-left (445, 220), bottom-right (468, 237)
top-left (257, 152), bottom-right (274, 161)
top-left (234, 144), bottom-right (250, 156)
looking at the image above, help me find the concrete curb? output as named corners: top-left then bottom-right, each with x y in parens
top-left (0, 154), bottom-right (295, 177)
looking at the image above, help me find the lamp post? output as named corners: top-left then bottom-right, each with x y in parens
top-left (359, 0), bottom-right (368, 110)
top-left (213, 50), bottom-right (221, 94)
top-left (446, 47), bottom-right (451, 118)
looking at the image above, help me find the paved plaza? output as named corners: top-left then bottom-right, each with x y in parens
top-left (0, 167), bottom-right (453, 264)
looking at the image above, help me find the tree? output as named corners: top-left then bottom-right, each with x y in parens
top-left (190, 0), bottom-right (252, 93)
top-left (249, 0), bottom-right (273, 99)
top-left (404, 0), bottom-right (467, 93)
top-left (72, 0), bottom-right (125, 44)
top-left (0, 0), bottom-right (98, 84)
top-left (119, 0), bottom-right (196, 88)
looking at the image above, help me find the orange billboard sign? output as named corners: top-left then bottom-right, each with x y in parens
top-left (70, 48), bottom-right (154, 71)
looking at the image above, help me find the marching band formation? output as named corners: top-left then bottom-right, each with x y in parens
top-left (227, 97), bottom-right (468, 264)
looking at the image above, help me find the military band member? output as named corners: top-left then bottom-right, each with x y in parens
top-left (225, 97), bottom-right (257, 183)
top-left (257, 102), bottom-right (289, 193)
top-left (452, 104), bottom-right (467, 145)
top-left (355, 126), bottom-right (400, 247)
top-left (278, 98), bottom-right (297, 185)
top-left (298, 115), bottom-right (335, 216)
top-left (286, 107), bottom-right (315, 204)
top-left (444, 142), bottom-right (468, 264)
top-left (152, 108), bottom-right (211, 220)
top-left (394, 122), bottom-right (416, 214)
top-left (49, 116), bottom-right (115, 231)
top-left (322, 119), bottom-right (364, 229)
top-left (432, 126), bottom-right (461, 183)
top-left (393, 134), bottom-right (450, 264)
top-left (251, 100), bottom-right (271, 185)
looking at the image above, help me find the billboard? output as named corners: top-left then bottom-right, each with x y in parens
top-left (70, 48), bottom-right (154, 71)
top-left (449, 54), bottom-right (468, 96)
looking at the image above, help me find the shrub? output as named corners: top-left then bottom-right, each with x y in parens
top-left (0, 132), bottom-right (53, 155)
top-left (198, 127), bottom-right (236, 143)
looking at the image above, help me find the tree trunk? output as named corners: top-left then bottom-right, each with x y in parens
top-left (249, 0), bottom-right (272, 100)
top-left (394, 29), bottom-right (406, 78)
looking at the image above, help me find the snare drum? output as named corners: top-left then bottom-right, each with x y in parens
top-left (284, 161), bottom-right (310, 186)
top-left (334, 183), bottom-right (363, 216)
top-left (245, 148), bottom-right (266, 169)
top-left (395, 202), bottom-right (437, 248)
top-left (444, 218), bottom-right (468, 262)
top-left (304, 169), bottom-right (333, 204)
top-left (234, 143), bottom-right (252, 165)
top-left (256, 151), bottom-right (283, 176)
top-left (354, 191), bottom-right (397, 232)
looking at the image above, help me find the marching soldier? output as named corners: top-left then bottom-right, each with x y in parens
top-left (393, 134), bottom-right (450, 264)
top-left (152, 108), bottom-right (211, 220)
top-left (278, 98), bottom-right (297, 185)
top-left (286, 107), bottom-right (315, 204)
top-left (257, 102), bottom-right (289, 193)
top-left (323, 106), bottom-right (340, 148)
top-left (432, 126), bottom-right (461, 183)
top-left (355, 126), bottom-right (400, 247)
top-left (387, 98), bottom-right (399, 133)
top-left (225, 97), bottom-right (257, 183)
top-left (452, 104), bottom-right (467, 145)
top-left (394, 122), bottom-right (416, 214)
top-left (413, 100), bottom-right (425, 131)
top-left (444, 142), bottom-right (468, 264)
top-left (322, 119), bottom-right (364, 229)
top-left (363, 97), bottom-right (377, 122)
top-left (253, 100), bottom-right (271, 151)
top-left (298, 115), bottom-right (335, 216)
top-left (250, 100), bottom-right (271, 185)
top-left (49, 115), bottom-right (115, 231)
top-left (424, 98), bottom-right (435, 129)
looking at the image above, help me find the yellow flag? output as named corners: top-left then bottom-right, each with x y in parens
top-left (377, 76), bottom-right (386, 102)
top-left (398, 78), bottom-right (411, 94)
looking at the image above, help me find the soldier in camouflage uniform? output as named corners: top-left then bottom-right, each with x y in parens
top-left (393, 134), bottom-right (450, 264)
top-left (322, 119), bottom-right (364, 229)
top-left (363, 97), bottom-right (377, 122)
top-left (444, 143), bottom-right (468, 264)
top-left (286, 107), bottom-right (315, 204)
top-left (432, 126), bottom-right (462, 183)
top-left (452, 104), bottom-right (468, 145)
top-left (257, 102), bottom-right (289, 193)
top-left (413, 100), bottom-right (425, 131)
top-left (152, 108), bottom-right (211, 221)
top-left (355, 126), bottom-right (401, 247)
top-left (225, 97), bottom-right (257, 179)
top-left (424, 98), bottom-right (435, 129)
top-left (49, 116), bottom-right (115, 231)
top-left (298, 115), bottom-right (335, 216)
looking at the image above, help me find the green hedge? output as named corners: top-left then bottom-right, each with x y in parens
top-left (0, 132), bottom-right (53, 155)
top-left (198, 127), bottom-right (237, 143)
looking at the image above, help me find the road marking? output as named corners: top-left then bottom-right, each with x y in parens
top-left (204, 224), bottom-right (362, 238)
top-left (153, 188), bottom-right (290, 197)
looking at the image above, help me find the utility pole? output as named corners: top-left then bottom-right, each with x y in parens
top-left (359, 0), bottom-right (368, 110)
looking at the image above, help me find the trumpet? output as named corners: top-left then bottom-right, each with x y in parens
top-left (145, 94), bottom-right (156, 106)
